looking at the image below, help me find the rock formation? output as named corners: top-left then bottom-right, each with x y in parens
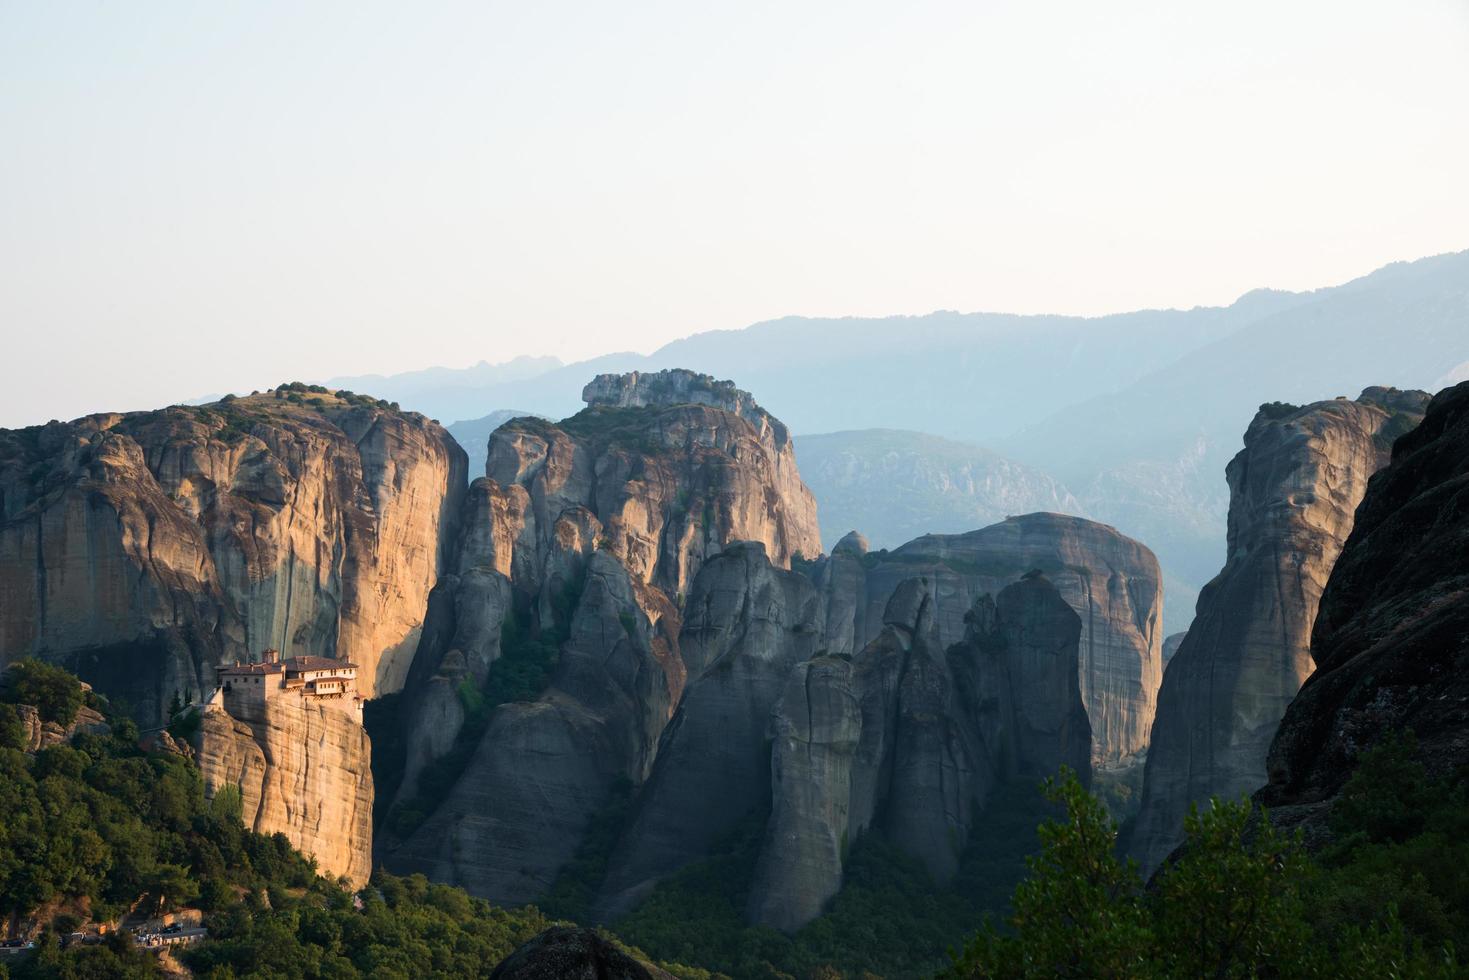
top-left (745, 655), bottom-right (861, 933)
top-left (12, 701), bottom-right (109, 753)
top-left (594, 543), bottom-right (824, 919)
top-left (0, 389), bottom-right (466, 715)
top-left (1258, 381), bottom-right (1469, 843)
top-left (489, 926), bottom-right (675, 980)
top-left (1128, 388), bottom-right (1430, 873)
top-left (383, 372), bottom-right (822, 906)
top-left (1161, 631), bottom-right (1187, 665)
top-left (604, 559), bottom-right (1091, 934)
top-left (954, 574), bottom-right (1093, 786)
top-left (195, 687), bottom-right (374, 885)
top-left (383, 550), bottom-right (679, 904)
top-left (811, 512), bottom-right (1161, 765)
top-left (581, 369), bottom-right (817, 551)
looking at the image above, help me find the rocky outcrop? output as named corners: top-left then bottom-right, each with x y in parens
top-left (1128, 388), bottom-right (1430, 873)
top-left (954, 574), bottom-right (1093, 785)
top-left (0, 390), bottom-right (466, 715)
top-left (1161, 631), bottom-right (1187, 665)
top-left (489, 926), bottom-right (674, 980)
top-left (1258, 381), bottom-right (1469, 843)
top-left (384, 550), bottom-right (680, 903)
top-left (594, 543), bottom-right (823, 919)
top-left (383, 372), bottom-right (825, 904)
top-left (12, 701), bottom-right (109, 753)
top-left (745, 656), bottom-right (860, 933)
top-left (744, 571), bottom-right (1090, 932)
top-left (581, 370), bottom-right (815, 552)
top-left (811, 513), bottom-right (1161, 765)
top-left (195, 691), bottom-right (374, 885)
top-left (550, 369), bottom-right (820, 592)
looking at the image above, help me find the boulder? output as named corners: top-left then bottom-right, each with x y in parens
top-left (489, 926), bottom-right (674, 980)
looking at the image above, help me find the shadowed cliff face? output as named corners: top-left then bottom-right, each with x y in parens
top-left (1128, 387), bottom-right (1429, 873)
top-left (601, 565), bottom-right (1091, 935)
top-left (811, 513), bottom-right (1161, 765)
top-left (381, 372), bottom-right (822, 904)
top-left (0, 391), bottom-right (466, 717)
top-left (1257, 381), bottom-right (1469, 842)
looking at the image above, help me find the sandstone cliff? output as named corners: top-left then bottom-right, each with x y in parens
top-left (383, 372), bottom-right (821, 905)
top-left (744, 655), bottom-right (860, 933)
top-left (593, 542), bottom-right (823, 920)
top-left (581, 368), bottom-right (818, 556)
top-left (1128, 388), bottom-right (1429, 873)
top-left (195, 691), bottom-right (374, 885)
top-left (744, 571), bottom-right (1091, 932)
top-left (1257, 381), bottom-right (1469, 843)
top-left (812, 512), bottom-right (1161, 765)
top-left (0, 389), bottom-right (465, 715)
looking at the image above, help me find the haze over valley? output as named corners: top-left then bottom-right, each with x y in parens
top-left (4, 1), bottom-right (1469, 976)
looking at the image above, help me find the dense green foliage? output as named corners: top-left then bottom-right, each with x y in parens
top-left (1, 659), bottom-right (85, 726)
top-left (0, 665), bottom-right (604, 980)
top-left (1257, 400), bottom-right (1302, 421)
top-left (944, 753), bottom-right (1465, 979)
top-left (0, 667), bottom-right (317, 928)
top-left (614, 784), bottom-right (1057, 980)
top-left (179, 872), bottom-right (554, 979)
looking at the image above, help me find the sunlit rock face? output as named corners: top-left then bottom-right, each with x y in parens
top-left (1258, 381), bottom-right (1469, 847)
top-left (0, 392), bottom-right (466, 718)
top-left (1128, 387), bottom-right (1430, 874)
top-left (810, 512), bottom-right (1162, 766)
top-left (196, 690), bottom-right (374, 886)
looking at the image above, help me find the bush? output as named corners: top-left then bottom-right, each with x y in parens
top-left (1, 658), bottom-right (84, 725)
top-left (943, 765), bottom-right (1463, 979)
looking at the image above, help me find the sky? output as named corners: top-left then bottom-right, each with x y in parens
top-left (2, 1), bottom-right (1468, 428)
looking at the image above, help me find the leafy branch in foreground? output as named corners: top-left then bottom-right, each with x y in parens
top-left (943, 766), bottom-right (1459, 980)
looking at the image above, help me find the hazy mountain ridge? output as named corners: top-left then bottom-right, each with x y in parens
top-left (793, 428), bottom-right (1085, 550)
top-left (344, 251), bottom-right (1469, 638)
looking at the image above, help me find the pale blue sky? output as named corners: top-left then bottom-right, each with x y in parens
top-left (3, 1), bottom-right (1467, 426)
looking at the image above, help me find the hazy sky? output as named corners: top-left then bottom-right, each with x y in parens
top-left (3, 1), bottom-right (1467, 427)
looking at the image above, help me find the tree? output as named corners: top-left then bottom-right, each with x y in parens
top-left (1, 659), bottom-right (84, 726)
top-left (944, 768), bottom-right (1148, 979)
top-left (1151, 800), bottom-right (1311, 978)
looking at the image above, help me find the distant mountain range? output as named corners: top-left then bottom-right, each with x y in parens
top-left (369, 250), bottom-right (1469, 633)
top-left (793, 429), bottom-right (1083, 547)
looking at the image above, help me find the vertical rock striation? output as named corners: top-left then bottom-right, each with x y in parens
top-left (383, 372), bottom-right (823, 906)
top-left (0, 390), bottom-right (465, 715)
top-left (743, 571), bottom-right (1091, 932)
top-left (1258, 381), bottom-right (1469, 844)
top-left (1128, 387), bottom-right (1429, 873)
top-left (745, 655), bottom-right (861, 933)
top-left (593, 543), bottom-right (824, 919)
top-left (195, 691), bottom-right (374, 886)
top-left (810, 512), bottom-right (1161, 765)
